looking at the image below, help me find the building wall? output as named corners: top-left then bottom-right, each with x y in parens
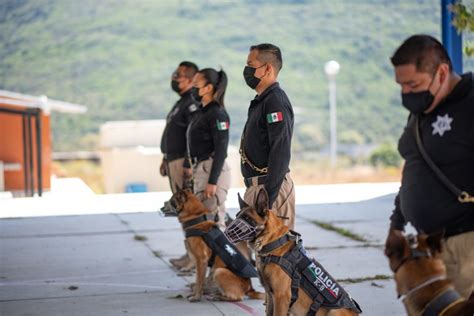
top-left (0, 103), bottom-right (51, 192)
top-left (99, 120), bottom-right (244, 193)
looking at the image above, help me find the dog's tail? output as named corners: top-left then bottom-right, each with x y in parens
top-left (246, 287), bottom-right (265, 300)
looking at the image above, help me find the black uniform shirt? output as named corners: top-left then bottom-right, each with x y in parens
top-left (240, 82), bottom-right (294, 206)
top-left (390, 73), bottom-right (474, 234)
top-left (160, 90), bottom-right (200, 158)
top-left (187, 101), bottom-right (230, 185)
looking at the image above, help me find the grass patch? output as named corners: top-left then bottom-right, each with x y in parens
top-left (337, 275), bottom-right (392, 284)
top-left (134, 234), bottom-right (148, 241)
top-left (152, 251), bottom-right (162, 258)
top-left (311, 220), bottom-right (368, 242)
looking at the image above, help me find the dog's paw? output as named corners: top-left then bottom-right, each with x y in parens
top-left (187, 294), bottom-right (201, 302)
top-left (207, 294), bottom-right (222, 301)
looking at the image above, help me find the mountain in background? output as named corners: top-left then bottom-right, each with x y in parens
top-left (1, 0), bottom-right (472, 155)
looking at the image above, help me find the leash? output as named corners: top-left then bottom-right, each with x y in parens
top-left (414, 116), bottom-right (474, 203)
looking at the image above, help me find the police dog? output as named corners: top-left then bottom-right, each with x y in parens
top-left (385, 230), bottom-right (474, 316)
top-left (163, 188), bottom-right (264, 302)
top-left (225, 188), bottom-right (361, 316)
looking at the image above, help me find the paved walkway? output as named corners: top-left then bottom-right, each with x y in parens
top-left (0, 183), bottom-right (408, 315)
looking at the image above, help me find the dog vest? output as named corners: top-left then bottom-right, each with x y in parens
top-left (185, 226), bottom-right (258, 279)
top-left (259, 232), bottom-right (362, 315)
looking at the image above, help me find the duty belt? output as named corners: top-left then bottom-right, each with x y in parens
top-left (164, 153), bottom-right (185, 162)
top-left (244, 175), bottom-right (267, 188)
top-left (190, 156), bottom-right (211, 166)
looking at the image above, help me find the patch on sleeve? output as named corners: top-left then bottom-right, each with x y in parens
top-left (266, 111), bottom-right (283, 124)
top-left (216, 120), bottom-right (229, 131)
top-left (188, 104), bottom-right (198, 112)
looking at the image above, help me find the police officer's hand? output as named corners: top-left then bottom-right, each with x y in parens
top-left (183, 167), bottom-right (192, 179)
top-left (159, 160), bottom-right (167, 177)
top-left (204, 184), bottom-right (217, 199)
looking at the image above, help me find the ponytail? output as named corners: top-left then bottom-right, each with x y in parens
top-left (198, 68), bottom-right (227, 107)
top-left (214, 70), bottom-right (227, 107)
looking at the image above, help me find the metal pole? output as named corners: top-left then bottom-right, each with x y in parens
top-left (442, 0), bottom-right (463, 73)
top-left (329, 77), bottom-right (337, 167)
top-left (35, 109), bottom-right (43, 197)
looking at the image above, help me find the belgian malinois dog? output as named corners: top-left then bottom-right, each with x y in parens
top-left (225, 188), bottom-right (362, 316)
top-left (385, 229), bottom-right (474, 316)
top-left (162, 188), bottom-right (264, 302)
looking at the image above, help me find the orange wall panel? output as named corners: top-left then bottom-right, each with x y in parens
top-left (0, 104), bottom-right (51, 192)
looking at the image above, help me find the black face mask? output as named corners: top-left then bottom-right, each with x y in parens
top-left (171, 80), bottom-right (181, 94)
top-left (401, 69), bottom-right (440, 115)
top-left (401, 91), bottom-right (435, 115)
top-left (243, 64), bottom-right (266, 89)
top-left (190, 87), bottom-right (202, 102)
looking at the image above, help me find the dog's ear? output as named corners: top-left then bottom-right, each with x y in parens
top-left (384, 229), bottom-right (405, 259)
top-left (237, 193), bottom-right (249, 209)
top-left (255, 188), bottom-right (269, 218)
top-left (174, 182), bottom-right (182, 192)
top-left (425, 230), bottom-right (444, 255)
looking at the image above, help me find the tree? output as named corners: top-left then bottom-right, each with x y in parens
top-left (450, 1), bottom-right (474, 56)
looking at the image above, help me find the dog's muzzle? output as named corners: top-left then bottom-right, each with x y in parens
top-left (159, 200), bottom-right (178, 217)
top-left (225, 217), bottom-right (257, 243)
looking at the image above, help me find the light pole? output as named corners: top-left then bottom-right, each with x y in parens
top-left (324, 60), bottom-right (340, 167)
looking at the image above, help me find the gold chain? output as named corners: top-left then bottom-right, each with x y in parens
top-left (458, 191), bottom-right (474, 203)
top-left (239, 133), bottom-right (268, 174)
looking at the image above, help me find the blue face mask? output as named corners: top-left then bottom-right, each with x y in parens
top-left (401, 69), bottom-right (440, 115)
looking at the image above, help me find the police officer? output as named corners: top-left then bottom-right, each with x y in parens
top-left (387, 35), bottom-right (474, 299)
top-left (160, 61), bottom-right (199, 193)
top-left (240, 43), bottom-right (296, 229)
top-left (160, 61), bottom-right (199, 270)
top-left (185, 68), bottom-right (231, 230)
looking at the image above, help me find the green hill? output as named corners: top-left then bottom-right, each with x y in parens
top-left (1, 0), bottom-right (472, 154)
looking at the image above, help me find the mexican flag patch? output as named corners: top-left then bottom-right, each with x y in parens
top-left (216, 120), bottom-right (229, 131)
top-left (267, 112), bottom-right (283, 123)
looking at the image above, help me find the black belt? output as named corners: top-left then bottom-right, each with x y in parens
top-left (244, 175), bottom-right (267, 188)
top-left (164, 153), bottom-right (184, 162)
top-left (191, 156), bottom-right (211, 165)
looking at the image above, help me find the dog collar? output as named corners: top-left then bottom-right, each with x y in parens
top-left (181, 213), bottom-right (218, 229)
top-left (259, 231), bottom-right (300, 255)
top-left (399, 274), bottom-right (446, 301)
top-left (422, 287), bottom-right (464, 316)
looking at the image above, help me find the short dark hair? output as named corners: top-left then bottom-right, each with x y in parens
top-left (250, 43), bottom-right (283, 74)
top-left (390, 35), bottom-right (452, 74)
top-left (179, 61), bottom-right (199, 79)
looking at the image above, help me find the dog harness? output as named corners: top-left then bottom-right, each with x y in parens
top-left (183, 216), bottom-right (258, 279)
top-left (258, 231), bottom-right (362, 315)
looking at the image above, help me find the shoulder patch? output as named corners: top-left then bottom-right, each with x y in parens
top-left (188, 103), bottom-right (198, 112)
top-left (216, 120), bottom-right (229, 131)
top-left (267, 111), bottom-right (283, 123)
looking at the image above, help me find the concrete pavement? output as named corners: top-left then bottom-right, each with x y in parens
top-left (0, 183), bottom-right (407, 315)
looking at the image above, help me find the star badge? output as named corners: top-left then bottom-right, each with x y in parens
top-left (431, 114), bottom-right (453, 136)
